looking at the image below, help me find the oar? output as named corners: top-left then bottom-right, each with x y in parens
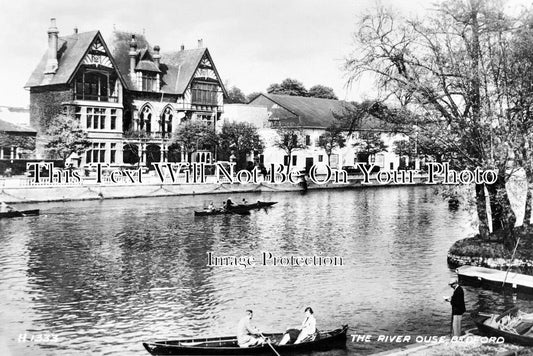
top-left (259, 332), bottom-right (281, 356)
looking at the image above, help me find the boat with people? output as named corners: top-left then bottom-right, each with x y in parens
top-left (473, 307), bottom-right (533, 345)
top-left (194, 200), bottom-right (277, 217)
top-left (0, 209), bottom-right (40, 219)
top-left (142, 325), bottom-right (348, 355)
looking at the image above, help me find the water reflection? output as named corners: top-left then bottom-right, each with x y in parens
top-left (0, 186), bottom-right (529, 355)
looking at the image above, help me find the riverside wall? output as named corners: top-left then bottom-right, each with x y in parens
top-left (0, 176), bottom-right (427, 204)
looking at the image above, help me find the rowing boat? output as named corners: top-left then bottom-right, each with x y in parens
top-left (473, 308), bottom-right (533, 345)
top-left (142, 325), bottom-right (348, 355)
top-left (0, 209), bottom-right (40, 219)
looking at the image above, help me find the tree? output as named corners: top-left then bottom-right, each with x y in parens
top-left (0, 133), bottom-right (35, 155)
top-left (317, 124), bottom-right (346, 165)
top-left (43, 114), bottom-right (90, 164)
top-left (308, 85), bottom-right (338, 99)
top-left (218, 122), bottom-right (264, 170)
top-left (267, 78), bottom-right (308, 97)
top-left (274, 126), bottom-right (308, 172)
top-left (171, 121), bottom-right (218, 162)
top-left (352, 132), bottom-right (387, 163)
top-left (344, 1), bottom-right (523, 240)
top-left (225, 86), bottom-right (247, 104)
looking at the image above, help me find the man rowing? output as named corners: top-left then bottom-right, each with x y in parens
top-left (0, 201), bottom-right (14, 213)
top-left (237, 310), bottom-right (265, 347)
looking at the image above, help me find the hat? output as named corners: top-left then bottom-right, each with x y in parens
top-left (448, 278), bottom-right (458, 285)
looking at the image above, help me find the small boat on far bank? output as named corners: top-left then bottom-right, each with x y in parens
top-left (142, 325), bottom-right (348, 355)
top-left (473, 308), bottom-right (533, 345)
top-left (0, 209), bottom-right (40, 219)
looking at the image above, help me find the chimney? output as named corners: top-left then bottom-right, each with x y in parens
top-left (129, 35), bottom-right (137, 76)
top-left (44, 18), bottom-right (59, 74)
top-left (153, 45), bottom-right (161, 66)
top-left (180, 44), bottom-right (185, 51)
top-left (198, 39), bottom-right (203, 48)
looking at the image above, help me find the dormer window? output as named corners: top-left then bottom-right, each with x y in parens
top-left (141, 73), bottom-right (157, 92)
top-left (135, 60), bottom-right (160, 92)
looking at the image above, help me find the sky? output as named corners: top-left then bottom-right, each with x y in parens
top-left (0, 0), bottom-right (529, 108)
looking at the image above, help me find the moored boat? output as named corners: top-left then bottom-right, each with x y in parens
top-left (0, 209), bottom-right (40, 219)
top-left (473, 308), bottom-right (533, 345)
top-left (142, 325), bottom-right (348, 355)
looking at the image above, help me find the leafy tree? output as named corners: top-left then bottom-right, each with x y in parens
top-left (344, 1), bottom-right (524, 240)
top-left (352, 132), bottom-right (387, 163)
top-left (43, 114), bottom-right (90, 164)
top-left (267, 78), bottom-right (308, 97)
top-left (274, 126), bottom-right (308, 172)
top-left (171, 121), bottom-right (218, 162)
top-left (225, 86), bottom-right (247, 104)
top-left (317, 124), bottom-right (346, 165)
top-left (218, 122), bottom-right (263, 170)
top-left (0, 133), bottom-right (35, 154)
top-left (308, 85), bottom-right (338, 99)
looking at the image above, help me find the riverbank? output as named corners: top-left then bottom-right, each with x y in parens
top-left (372, 341), bottom-right (528, 355)
top-left (447, 227), bottom-right (533, 274)
top-left (0, 175), bottom-right (427, 204)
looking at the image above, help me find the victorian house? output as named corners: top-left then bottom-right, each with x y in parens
top-left (25, 18), bottom-right (226, 169)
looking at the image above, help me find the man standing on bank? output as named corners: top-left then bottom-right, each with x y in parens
top-left (444, 278), bottom-right (466, 336)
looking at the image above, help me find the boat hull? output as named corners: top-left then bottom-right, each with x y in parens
top-left (143, 325), bottom-right (348, 355)
top-left (473, 308), bottom-right (533, 346)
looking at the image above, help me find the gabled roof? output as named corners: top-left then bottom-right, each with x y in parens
top-left (107, 31), bottom-right (226, 95)
top-left (252, 93), bottom-right (352, 128)
top-left (25, 31), bottom-right (125, 88)
top-left (136, 60), bottom-right (160, 72)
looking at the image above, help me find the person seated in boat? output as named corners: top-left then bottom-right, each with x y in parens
top-left (242, 198), bottom-right (248, 204)
top-left (279, 307), bottom-right (317, 345)
top-left (207, 202), bottom-right (215, 211)
top-left (226, 198), bottom-right (235, 209)
top-left (237, 310), bottom-right (265, 347)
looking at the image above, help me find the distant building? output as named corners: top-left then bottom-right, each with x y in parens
top-left (25, 18), bottom-right (226, 168)
top-left (246, 93), bottom-right (407, 172)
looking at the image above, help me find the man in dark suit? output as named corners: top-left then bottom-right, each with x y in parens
top-left (445, 278), bottom-right (466, 336)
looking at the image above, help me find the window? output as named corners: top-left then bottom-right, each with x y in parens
top-left (196, 114), bottom-right (214, 128)
top-left (86, 142), bottom-right (106, 163)
top-left (140, 106), bottom-right (152, 133)
top-left (75, 106), bottom-right (82, 122)
top-left (292, 155), bottom-right (297, 166)
top-left (110, 109), bottom-right (117, 130)
top-left (318, 155), bottom-right (323, 162)
top-left (284, 155), bottom-right (290, 166)
top-left (191, 82), bottom-right (218, 105)
top-left (75, 71), bottom-right (110, 101)
top-left (305, 135), bottom-right (311, 145)
top-left (142, 73), bottom-right (157, 92)
top-left (86, 107), bottom-right (93, 128)
top-left (110, 143), bottom-right (116, 163)
top-left (162, 107), bottom-right (173, 135)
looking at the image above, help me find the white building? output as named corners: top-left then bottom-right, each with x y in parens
top-left (222, 94), bottom-right (407, 173)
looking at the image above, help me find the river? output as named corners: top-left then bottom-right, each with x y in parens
top-left (1, 186), bottom-right (531, 355)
